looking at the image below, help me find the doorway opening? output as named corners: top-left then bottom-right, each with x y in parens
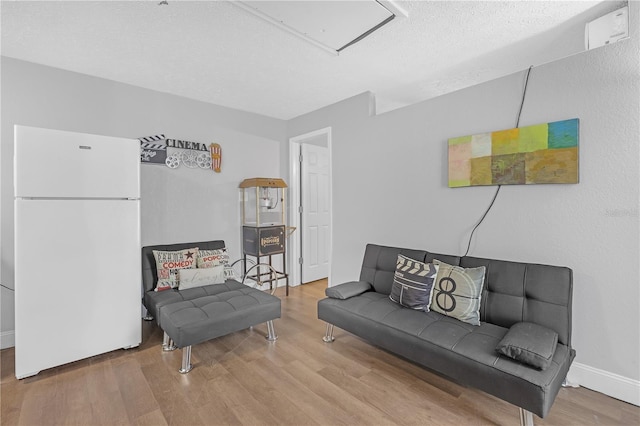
top-left (289, 127), bottom-right (332, 288)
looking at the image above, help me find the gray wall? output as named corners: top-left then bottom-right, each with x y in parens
top-left (287, 16), bottom-right (639, 401)
top-left (1, 57), bottom-right (286, 347)
top-left (1, 6), bottom-right (638, 404)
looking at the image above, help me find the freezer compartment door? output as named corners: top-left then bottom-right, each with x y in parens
top-left (14, 125), bottom-right (140, 199)
top-left (15, 199), bottom-right (141, 378)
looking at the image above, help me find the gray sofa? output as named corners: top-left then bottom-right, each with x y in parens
top-left (142, 240), bottom-right (281, 373)
top-left (318, 244), bottom-right (575, 424)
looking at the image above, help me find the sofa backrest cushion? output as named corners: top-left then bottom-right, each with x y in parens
top-left (425, 252), bottom-right (462, 267)
top-left (359, 244), bottom-right (461, 295)
top-left (357, 244), bottom-right (572, 347)
top-left (141, 240), bottom-right (227, 293)
top-left (460, 257), bottom-right (573, 347)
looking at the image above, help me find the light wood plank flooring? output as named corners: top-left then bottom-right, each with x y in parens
top-left (2, 280), bottom-right (638, 425)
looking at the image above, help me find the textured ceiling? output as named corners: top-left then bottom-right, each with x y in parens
top-left (0, 1), bottom-right (624, 120)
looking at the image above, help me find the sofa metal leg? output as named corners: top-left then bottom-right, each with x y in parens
top-left (322, 323), bottom-right (335, 343)
top-left (162, 331), bottom-right (177, 351)
top-left (266, 320), bottom-right (278, 342)
top-left (179, 346), bottom-right (193, 374)
top-left (519, 408), bottom-right (534, 426)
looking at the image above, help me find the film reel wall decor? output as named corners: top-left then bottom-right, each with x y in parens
top-left (138, 135), bottom-right (222, 173)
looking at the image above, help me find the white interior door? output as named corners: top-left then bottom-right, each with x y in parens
top-left (301, 143), bottom-right (330, 283)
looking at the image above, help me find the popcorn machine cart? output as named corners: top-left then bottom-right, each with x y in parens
top-left (239, 177), bottom-right (291, 296)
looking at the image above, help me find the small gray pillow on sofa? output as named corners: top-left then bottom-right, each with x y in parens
top-left (496, 322), bottom-right (558, 370)
top-left (325, 281), bottom-right (372, 299)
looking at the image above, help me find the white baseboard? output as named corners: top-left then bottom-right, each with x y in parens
top-left (568, 362), bottom-right (640, 406)
top-left (1, 330), bottom-right (15, 349)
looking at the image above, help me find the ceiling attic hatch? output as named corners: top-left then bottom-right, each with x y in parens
top-left (236, 1), bottom-right (407, 54)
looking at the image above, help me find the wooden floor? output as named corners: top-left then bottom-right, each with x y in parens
top-left (1, 280), bottom-right (638, 425)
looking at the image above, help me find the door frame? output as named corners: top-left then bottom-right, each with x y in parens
top-left (288, 127), bottom-right (332, 287)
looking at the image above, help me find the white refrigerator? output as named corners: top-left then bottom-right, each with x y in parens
top-left (14, 125), bottom-right (141, 379)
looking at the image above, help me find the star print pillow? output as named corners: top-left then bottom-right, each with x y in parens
top-left (152, 248), bottom-right (199, 291)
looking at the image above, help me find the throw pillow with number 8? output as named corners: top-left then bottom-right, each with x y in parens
top-left (430, 260), bottom-right (485, 326)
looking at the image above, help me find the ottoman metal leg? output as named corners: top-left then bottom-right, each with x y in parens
top-left (266, 320), bottom-right (278, 342)
top-left (322, 323), bottom-right (335, 343)
top-left (179, 346), bottom-right (193, 374)
top-left (162, 331), bottom-right (177, 351)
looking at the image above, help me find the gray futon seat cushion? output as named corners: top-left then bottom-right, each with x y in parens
top-left (145, 280), bottom-right (247, 326)
top-left (318, 292), bottom-right (574, 416)
top-left (160, 285), bottom-right (281, 348)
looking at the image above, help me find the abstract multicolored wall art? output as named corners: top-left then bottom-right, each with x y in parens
top-left (448, 118), bottom-right (579, 187)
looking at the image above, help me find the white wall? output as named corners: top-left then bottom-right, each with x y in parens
top-left (287, 14), bottom-right (639, 404)
top-left (1, 57), bottom-right (286, 349)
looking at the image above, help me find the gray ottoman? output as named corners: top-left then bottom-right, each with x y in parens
top-left (159, 285), bottom-right (281, 373)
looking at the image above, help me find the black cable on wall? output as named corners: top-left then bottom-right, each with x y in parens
top-left (462, 65), bottom-right (534, 257)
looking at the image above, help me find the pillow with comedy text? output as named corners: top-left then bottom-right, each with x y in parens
top-left (152, 248), bottom-right (198, 292)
